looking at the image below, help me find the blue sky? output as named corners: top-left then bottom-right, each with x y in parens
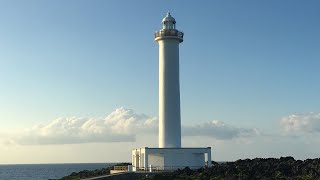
top-left (0, 0), bottom-right (320, 164)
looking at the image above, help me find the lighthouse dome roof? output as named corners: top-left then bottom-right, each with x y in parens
top-left (162, 12), bottom-right (176, 23)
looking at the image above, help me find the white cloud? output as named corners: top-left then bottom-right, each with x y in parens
top-left (183, 120), bottom-right (259, 140)
top-left (281, 112), bottom-right (320, 133)
top-left (1, 108), bottom-right (259, 145)
top-left (3, 107), bottom-right (157, 145)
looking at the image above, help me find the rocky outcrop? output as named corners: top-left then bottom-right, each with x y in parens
top-left (59, 157), bottom-right (320, 180)
top-left (58, 163), bottom-right (131, 180)
top-left (139, 157), bottom-right (320, 180)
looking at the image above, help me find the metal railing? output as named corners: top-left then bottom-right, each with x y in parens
top-left (154, 29), bottom-right (184, 39)
top-left (134, 165), bottom-right (206, 173)
top-left (113, 166), bottom-right (128, 171)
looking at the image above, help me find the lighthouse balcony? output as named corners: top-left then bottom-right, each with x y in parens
top-left (154, 29), bottom-right (183, 42)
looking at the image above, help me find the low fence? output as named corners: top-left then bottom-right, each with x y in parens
top-left (113, 166), bottom-right (128, 171)
top-left (110, 166), bottom-right (129, 174)
top-left (134, 165), bottom-right (206, 173)
top-left (112, 165), bottom-right (207, 173)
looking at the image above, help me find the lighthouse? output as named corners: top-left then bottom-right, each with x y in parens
top-left (155, 12), bottom-right (183, 148)
top-left (131, 13), bottom-right (211, 171)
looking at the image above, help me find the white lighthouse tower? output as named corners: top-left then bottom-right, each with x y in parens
top-left (156, 12), bottom-right (183, 148)
top-left (131, 13), bottom-right (211, 171)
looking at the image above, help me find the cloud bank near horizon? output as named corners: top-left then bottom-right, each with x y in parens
top-left (2, 108), bottom-right (259, 145)
top-left (3, 108), bottom-right (157, 145)
top-left (281, 112), bottom-right (320, 133)
top-left (183, 120), bottom-right (260, 140)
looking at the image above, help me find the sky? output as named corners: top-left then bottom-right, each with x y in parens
top-left (0, 0), bottom-right (320, 164)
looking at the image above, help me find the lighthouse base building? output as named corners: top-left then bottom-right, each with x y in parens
top-left (132, 147), bottom-right (211, 171)
top-left (131, 13), bottom-right (212, 171)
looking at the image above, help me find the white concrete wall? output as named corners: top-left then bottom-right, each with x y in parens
top-left (132, 148), bottom-right (211, 171)
top-left (160, 149), bottom-right (205, 169)
top-left (158, 38), bottom-right (181, 148)
top-left (148, 153), bottom-right (164, 168)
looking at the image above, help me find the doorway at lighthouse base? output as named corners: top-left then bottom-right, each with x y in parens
top-left (131, 147), bottom-right (212, 171)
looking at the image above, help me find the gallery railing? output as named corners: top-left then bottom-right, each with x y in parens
top-left (154, 29), bottom-right (184, 39)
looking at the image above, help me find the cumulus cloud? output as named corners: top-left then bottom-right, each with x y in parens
top-left (281, 112), bottom-right (320, 133)
top-left (183, 120), bottom-right (259, 140)
top-left (1, 107), bottom-right (259, 145)
top-left (3, 108), bottom-right (157, 145)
